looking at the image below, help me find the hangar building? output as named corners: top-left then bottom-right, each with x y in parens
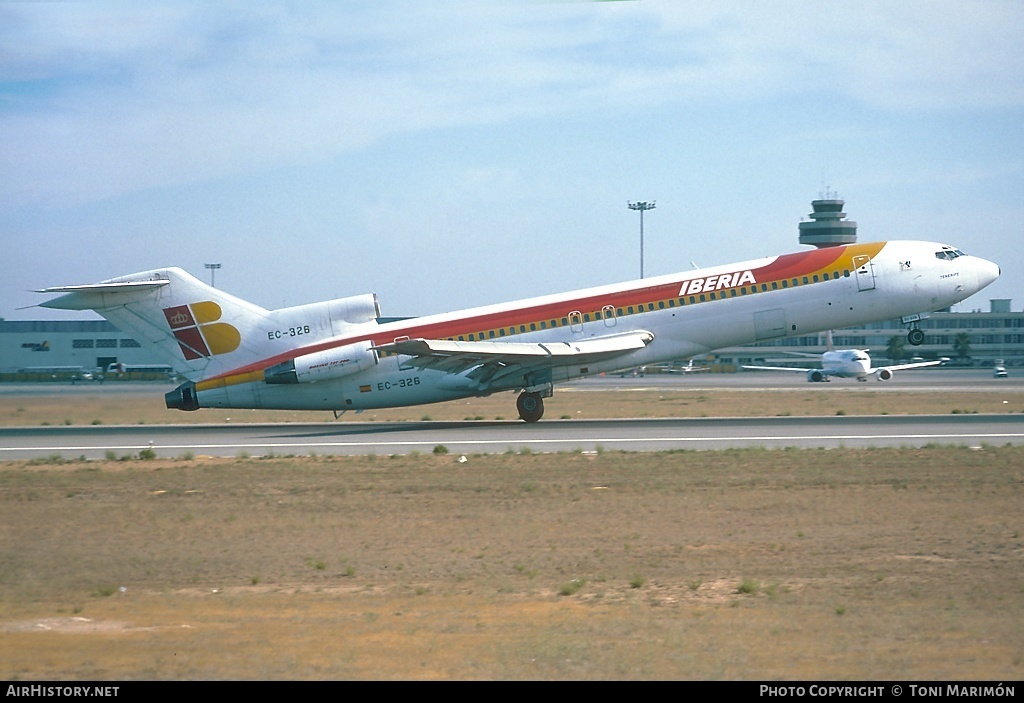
top-left (0, 319), bottom-right (175, 381)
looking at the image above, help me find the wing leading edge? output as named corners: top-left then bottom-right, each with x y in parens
top-left (742, 364), bottom-right (817, 373)
top-left (872, 359), bottom-right (944, 373)
top-left (373, 330), bottom-right (654, 390)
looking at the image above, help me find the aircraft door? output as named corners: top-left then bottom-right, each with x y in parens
top-left (569, 310), bottom-right (584, 335)
top-left (753, 308), bottom-right (787, 340)
top-left (602, 305), bottom-right (616, 328)
top-left (852, 254), bottom-right (876, 291)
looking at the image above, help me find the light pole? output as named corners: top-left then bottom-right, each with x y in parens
top-left (204, 263), bottom-right (221, 288)
top-left (627, 201), bottom-right (655, 278)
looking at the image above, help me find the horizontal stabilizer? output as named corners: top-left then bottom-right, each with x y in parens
top-left (36, 279), bottom-right (170, 311)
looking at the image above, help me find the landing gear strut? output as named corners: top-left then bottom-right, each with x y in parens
top-left (516, 391), bottom-right (544, 423)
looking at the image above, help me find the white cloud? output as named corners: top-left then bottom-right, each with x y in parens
top-left (3, 1), bottom-right (1021, 208)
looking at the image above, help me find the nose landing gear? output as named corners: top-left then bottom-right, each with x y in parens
top-left (900, 314), bottom-right (926, 346)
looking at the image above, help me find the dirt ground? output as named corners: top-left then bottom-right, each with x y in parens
top-left (1, 388), bottom-right (1022, 680)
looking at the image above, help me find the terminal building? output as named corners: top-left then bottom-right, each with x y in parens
top-left (710, 300), bottom-right (1023, 371)
top-left (2, 195), bottom-right (1020, 379)
top-left (0, 319), bottom-right (176, 381)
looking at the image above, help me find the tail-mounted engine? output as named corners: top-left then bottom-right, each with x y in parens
top-left (264, 340), bottom-right (377, 384)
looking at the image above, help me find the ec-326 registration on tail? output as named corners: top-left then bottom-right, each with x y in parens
top-left (37, 241), bottom-right (999, 422)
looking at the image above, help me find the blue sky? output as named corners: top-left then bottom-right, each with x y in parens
top-left (3, 1), bottom-right (1022, 321)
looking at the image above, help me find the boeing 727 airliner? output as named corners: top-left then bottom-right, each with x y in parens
top-left (36, 240), bottom-right (999, 421)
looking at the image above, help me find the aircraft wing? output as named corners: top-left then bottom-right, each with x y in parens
top-left (373, 330), bottom-right (654, 390)
top-left (662, 364), bottom-right (710, 373)
top-left (781, 351), bottom-right (826, 359)
top-left (872, 359), bottom-right (944, 373)
top-left (742, 364), bottom-right (817, 373)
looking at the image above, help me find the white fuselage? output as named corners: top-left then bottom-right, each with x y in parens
top-left (182, 240), bottom-right (998, 412)
top-left (820, 350), bottom-right (873, 379)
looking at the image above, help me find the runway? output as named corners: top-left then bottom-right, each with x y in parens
top-left (563, 367), bottom-right (1023, 393)
top-left (2, 368), bottom-right (1018, 398)
top-left (2, 414), bottom-right (1024, 460)
top-left (2, 369), bottom-right (1022, 459)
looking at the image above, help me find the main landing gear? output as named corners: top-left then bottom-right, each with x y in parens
top-left (907, 327), bottom-right (925, 346)
top-left (517, 391), bottom-right (544, 423)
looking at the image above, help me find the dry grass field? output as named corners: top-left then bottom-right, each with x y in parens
top-left (1, 385), bottom-right (1022, 680)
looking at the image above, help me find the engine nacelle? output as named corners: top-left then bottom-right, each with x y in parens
top-left (807, 370), bottom-right (827, 383)
top-left (877, 368), bottom-right (893, 381)
top-left (271, 293), bottom-right (381, 338)
top-left (264, 340), bottom-right (377, 384)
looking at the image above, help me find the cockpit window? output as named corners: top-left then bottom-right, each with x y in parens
top-left (935, 248), bottom-right (966, 261)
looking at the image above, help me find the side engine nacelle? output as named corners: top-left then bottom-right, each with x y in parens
top-left (264, 340), bottom-right (377, 384)
top-left (807, 370), bottom-right (828, 383)
top-left (877, 368), bottom-right (894, 381)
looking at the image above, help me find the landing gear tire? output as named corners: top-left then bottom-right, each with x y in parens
top-left (517, 392), bottom-right (544, 423)
top-left (907, 328), bottom-right (925, 346)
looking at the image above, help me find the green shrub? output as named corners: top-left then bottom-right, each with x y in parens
top-left (737, 578), bottom-right (759, 595)
top-left (559, 579), bottom-right (584, 596)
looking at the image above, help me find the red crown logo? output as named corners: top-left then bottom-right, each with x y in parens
top-left (163, 302), bottom-right (240, 361)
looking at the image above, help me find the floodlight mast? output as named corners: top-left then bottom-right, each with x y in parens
top-left (627, 201), bottom-right (655, 278)
top-left (204, 263), bottom-right (221, 288)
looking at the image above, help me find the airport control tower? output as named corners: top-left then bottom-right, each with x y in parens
top-left (798, 192), bottom-right (857, 248)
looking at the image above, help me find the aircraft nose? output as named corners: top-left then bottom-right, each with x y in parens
top-left (975, 257), bottom-right (1001, 291)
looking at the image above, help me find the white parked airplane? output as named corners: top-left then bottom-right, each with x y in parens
top-left (36, 240), bottom-right (998, 421)
top-left (636, 358), bottom-right (711, 375)
top-left (743, 348), bottom-right (946, 382)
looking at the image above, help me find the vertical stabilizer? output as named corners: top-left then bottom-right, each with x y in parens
top-left (38, 268), bottom-right (271, 381)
